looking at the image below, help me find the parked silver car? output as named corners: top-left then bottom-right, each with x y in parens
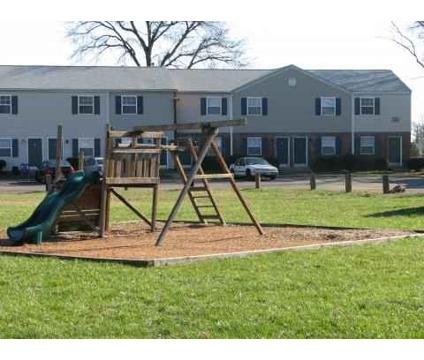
top-left (84, 157), bottom-right (104, 176)
top-left (229, 157), bottom-right (278, 180)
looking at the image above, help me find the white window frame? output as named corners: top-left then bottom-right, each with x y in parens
top-left (78, 95), bottom-right (94, 114)
top-left (247, 97), bottom-right (262, 116)
top-left (121, 95), bottom-right (137, 114)
top-left (247, 137), bottom-right (262, 156)
top-left (360, 97), bottom-right (375, 115)
top-left (321, 136), bottom-right (336, 156)
top-left (78, 137), bottom-right (95, 157)
top-left (321, 97), bottom-right (336, 116)
top-left (0, 138), bottom-right (12, 157)
top-left (207, 96), bottom-right (222, 115)
top-left (0, 95), bottom-right (11, 114)
top-left (360, 136), bottom-right (375, 155)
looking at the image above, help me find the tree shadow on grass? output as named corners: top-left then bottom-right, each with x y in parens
top-left (367, 207), bottom-right (424, 218)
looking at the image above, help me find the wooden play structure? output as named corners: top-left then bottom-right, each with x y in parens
top-left (51, 119), bottom-right (263, 246)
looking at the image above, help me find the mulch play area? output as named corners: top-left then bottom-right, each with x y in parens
top-left (0, 221), bottom-right (416, 266)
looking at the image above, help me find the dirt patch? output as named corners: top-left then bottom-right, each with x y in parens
top-left (0, 222), bottom-right (414, 264)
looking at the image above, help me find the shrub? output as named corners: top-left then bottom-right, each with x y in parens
top-left (406, 157), bottom-right (424, 171)
top-left (0, 159), bottom-right (6, 172)
top-left (311, 155), bottom-right (388, 172)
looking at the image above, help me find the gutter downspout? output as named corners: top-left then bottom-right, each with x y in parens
top-left (229, 95), bottom-right (233, 156)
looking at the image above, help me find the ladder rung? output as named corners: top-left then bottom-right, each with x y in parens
top-left (199, 215), bottom-right (221, 220)
top-left (191, 195), bottom-right (210, 199)
top-left (193, 173), bottom-right (233, 180)
top-left (196, 205), bottom-right (215, 208)
top-left (189, 186), bottom-right (208, 191)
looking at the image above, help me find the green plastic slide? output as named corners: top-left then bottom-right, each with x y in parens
top-left (7, 170), bottom-right (98, 244)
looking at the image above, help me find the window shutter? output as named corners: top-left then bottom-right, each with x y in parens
top-left (72, 139), bottom-right (79, 156)
top-left (12, 139), bottom-right (19, 157)
top-left (137, 96), bottom-right (144, 114)
top-left (241, 98), bottom-right (247, 116)
top-left (375, 97), bottom-right (380, 115)
top-left (315, 98), bottom-right (321, 115)
top-left (336, 98), bottom-right (341, 115)
top-left (355, 135), bottom-right (360, 155)
top-left (262, 97), bottom-right (268, 116)
top-left (115, 96), bottom-right (122, 114)
top-left (94, 138), bottom-right (101, 157)
top-left (94, 96), bottom-right (100, 114)
top-left (11, 96), bottom-right (18, 114)
top-left (200, 97), bottom-right (207, 115)
top-left (336, 136), bottom-right (342, 155)
top-left (221, 97), bottom-right (228, 116)
top-left (72, 96), bottom-right (78, 114)
top-left (316, 136), bottom-right (322, 155)
top-left (354, 98), bottom-right (360, 115)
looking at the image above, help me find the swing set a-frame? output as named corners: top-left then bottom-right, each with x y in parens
top-left (96, 118), bottom-right (264, 246)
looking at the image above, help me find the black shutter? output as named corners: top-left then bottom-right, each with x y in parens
top-left (94, 138), bottom-right (101, 157)
top-left (374, 135), bottom-right (381, 156)
top-left (242, 137), bottom-right (247, 156)
top-left (315, 98), bottom-right (321, 115)
top-left (336, 136), bottom-right (342, 155)
top-left (375, 97), bottom-right (380, 115)
top-left (72, 96), bottom-right (78, 114)
top-left (115, 96), bottom-right (122, 114)
top-left (316, 136), bottom-right (322, 156)
top-left (72, 139), bottom-right (79, 156)
top-left (200, 97), bottom-right (207, 115)
top-left (221, 97), bottom-right (227, 116)
top-left (262, 97), bottom-right (268, 116)
top-left (137, 96), bottom-right (143, 114)
top-left (354, 98), bottom-right (360, 115)
top-left (355, 135), bottom-right (361, 155)
top-left (336, 98), bottom-right (341, 115)
top-left (241, 97), bottom-right (247, 116)
top-left (94, 96), bottom-right (100, 114)
top-left (11, 96), bottom-right (18, 114)
top-left (12, 139), bottom-right (19, 157)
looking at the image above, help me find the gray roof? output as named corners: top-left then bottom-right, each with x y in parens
top-left (0, 66), bottom-right (176, 91)
top-left (0, 65), bottom-right (411, 94)
top-left (308, 69), bottom-right (411, 93)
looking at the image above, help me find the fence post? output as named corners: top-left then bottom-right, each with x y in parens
top-left (310, 172), bottom-right (316, 190)
top-left (45, 174), bottom-right (52, 192)
top-left (255, 173), bottom-right (261, 189)
top-left (382, 175), bottom-right (390, 194)
top-left (345, 172), bottom-right (352, 193)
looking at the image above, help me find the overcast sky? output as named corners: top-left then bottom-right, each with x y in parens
top-left (1, 3), bottom-right (424, 125)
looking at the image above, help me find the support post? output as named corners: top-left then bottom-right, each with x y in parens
top-left (255, 173), bottom-right (261, 189)
top-left (382, 175), bottom-right (390, 194)
top-left (345, 172), bottom-right (352, 193)
top-left (310, 173), bottom-right (316, 190)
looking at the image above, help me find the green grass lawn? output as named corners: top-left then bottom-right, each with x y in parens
top-left (1, 186), bottom-right (424, 338)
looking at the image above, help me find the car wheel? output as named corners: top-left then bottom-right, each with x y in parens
top-left (246, 169), bottom-right (253, 180)
top-left (269, 175), bottom-right (276, 180)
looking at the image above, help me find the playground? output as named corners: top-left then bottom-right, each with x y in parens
top-left (0, 119), bottom-right (417, 265)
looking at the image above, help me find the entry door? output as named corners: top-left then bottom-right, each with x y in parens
top-left (48, 138), bottom-right (57, 160)
top-left (388, 136), bottom-right (402, 166)
top-left (276, 137), bottom-right (290, 167)
top-left (293, 137), bottom-right (308, 167)
top-left (28, 138), bottom-right (43, 167)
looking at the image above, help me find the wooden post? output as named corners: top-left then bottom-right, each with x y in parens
top-left (55, 125), bottom-right (63, 182)
top-left (78, 150), bottom-right (85, 171)
top-left (255, 173), bottom-right (261, 189)
top-left (310, 173), bottom-right (316, 190)
top-left (45, 174), bottom-right (52, 192)
top-left (382, 175), bottom-right (390, 194)
top-left (345, 172), bottom-right (352, 193)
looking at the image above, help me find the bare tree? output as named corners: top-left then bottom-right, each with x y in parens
top-left (413, 116), bottom-right (424, 155)
top-left (391, 21), bottom-right (424, 69)
top-left (66, 21), bottom-right (247, 69)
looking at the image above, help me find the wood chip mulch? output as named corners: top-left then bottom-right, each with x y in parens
top-left (0, 222), bottom-right (415, 262)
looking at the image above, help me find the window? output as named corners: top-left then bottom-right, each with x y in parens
top-left (360, 97), bottom-right (375, 115)
top-left (321, 136), bottom-right (336, 156)
top-left (207, 97), bottom-right (221, 115)
top-left (78, 96), bottom-right (94, 114)
top-left (247, 137), bottom-right (262, 156)
top-left (360, 136), bottom-right (375, 155)
top-left (247, 97), bottom-right (262, 116)
top-left (122, 95), bottom-right (137, 114)
top-left (79, 138), bottom-right (94, 157)
top-left (321, 97), bottom-right (336, 116)
top-left (0, 96), bottom-right (11, 114)
top-left (207, 136), bottom-right (222, 156)
top-left (0, 138), bottom-right (12, 157)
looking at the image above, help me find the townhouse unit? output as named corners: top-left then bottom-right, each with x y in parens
top-left (0, 64), bottom-right (411, 171)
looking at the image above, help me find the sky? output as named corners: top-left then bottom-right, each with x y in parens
top-left (0, 13), bottom-right (424, 128)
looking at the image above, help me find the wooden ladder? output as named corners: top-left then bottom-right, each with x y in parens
top-left (171, 138), bottom-right (226, 225)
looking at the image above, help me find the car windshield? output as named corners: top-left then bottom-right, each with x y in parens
top-left (96, 158), bottom-right (104, 165)
top-left (245, 158), bottom-right (270, 166)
